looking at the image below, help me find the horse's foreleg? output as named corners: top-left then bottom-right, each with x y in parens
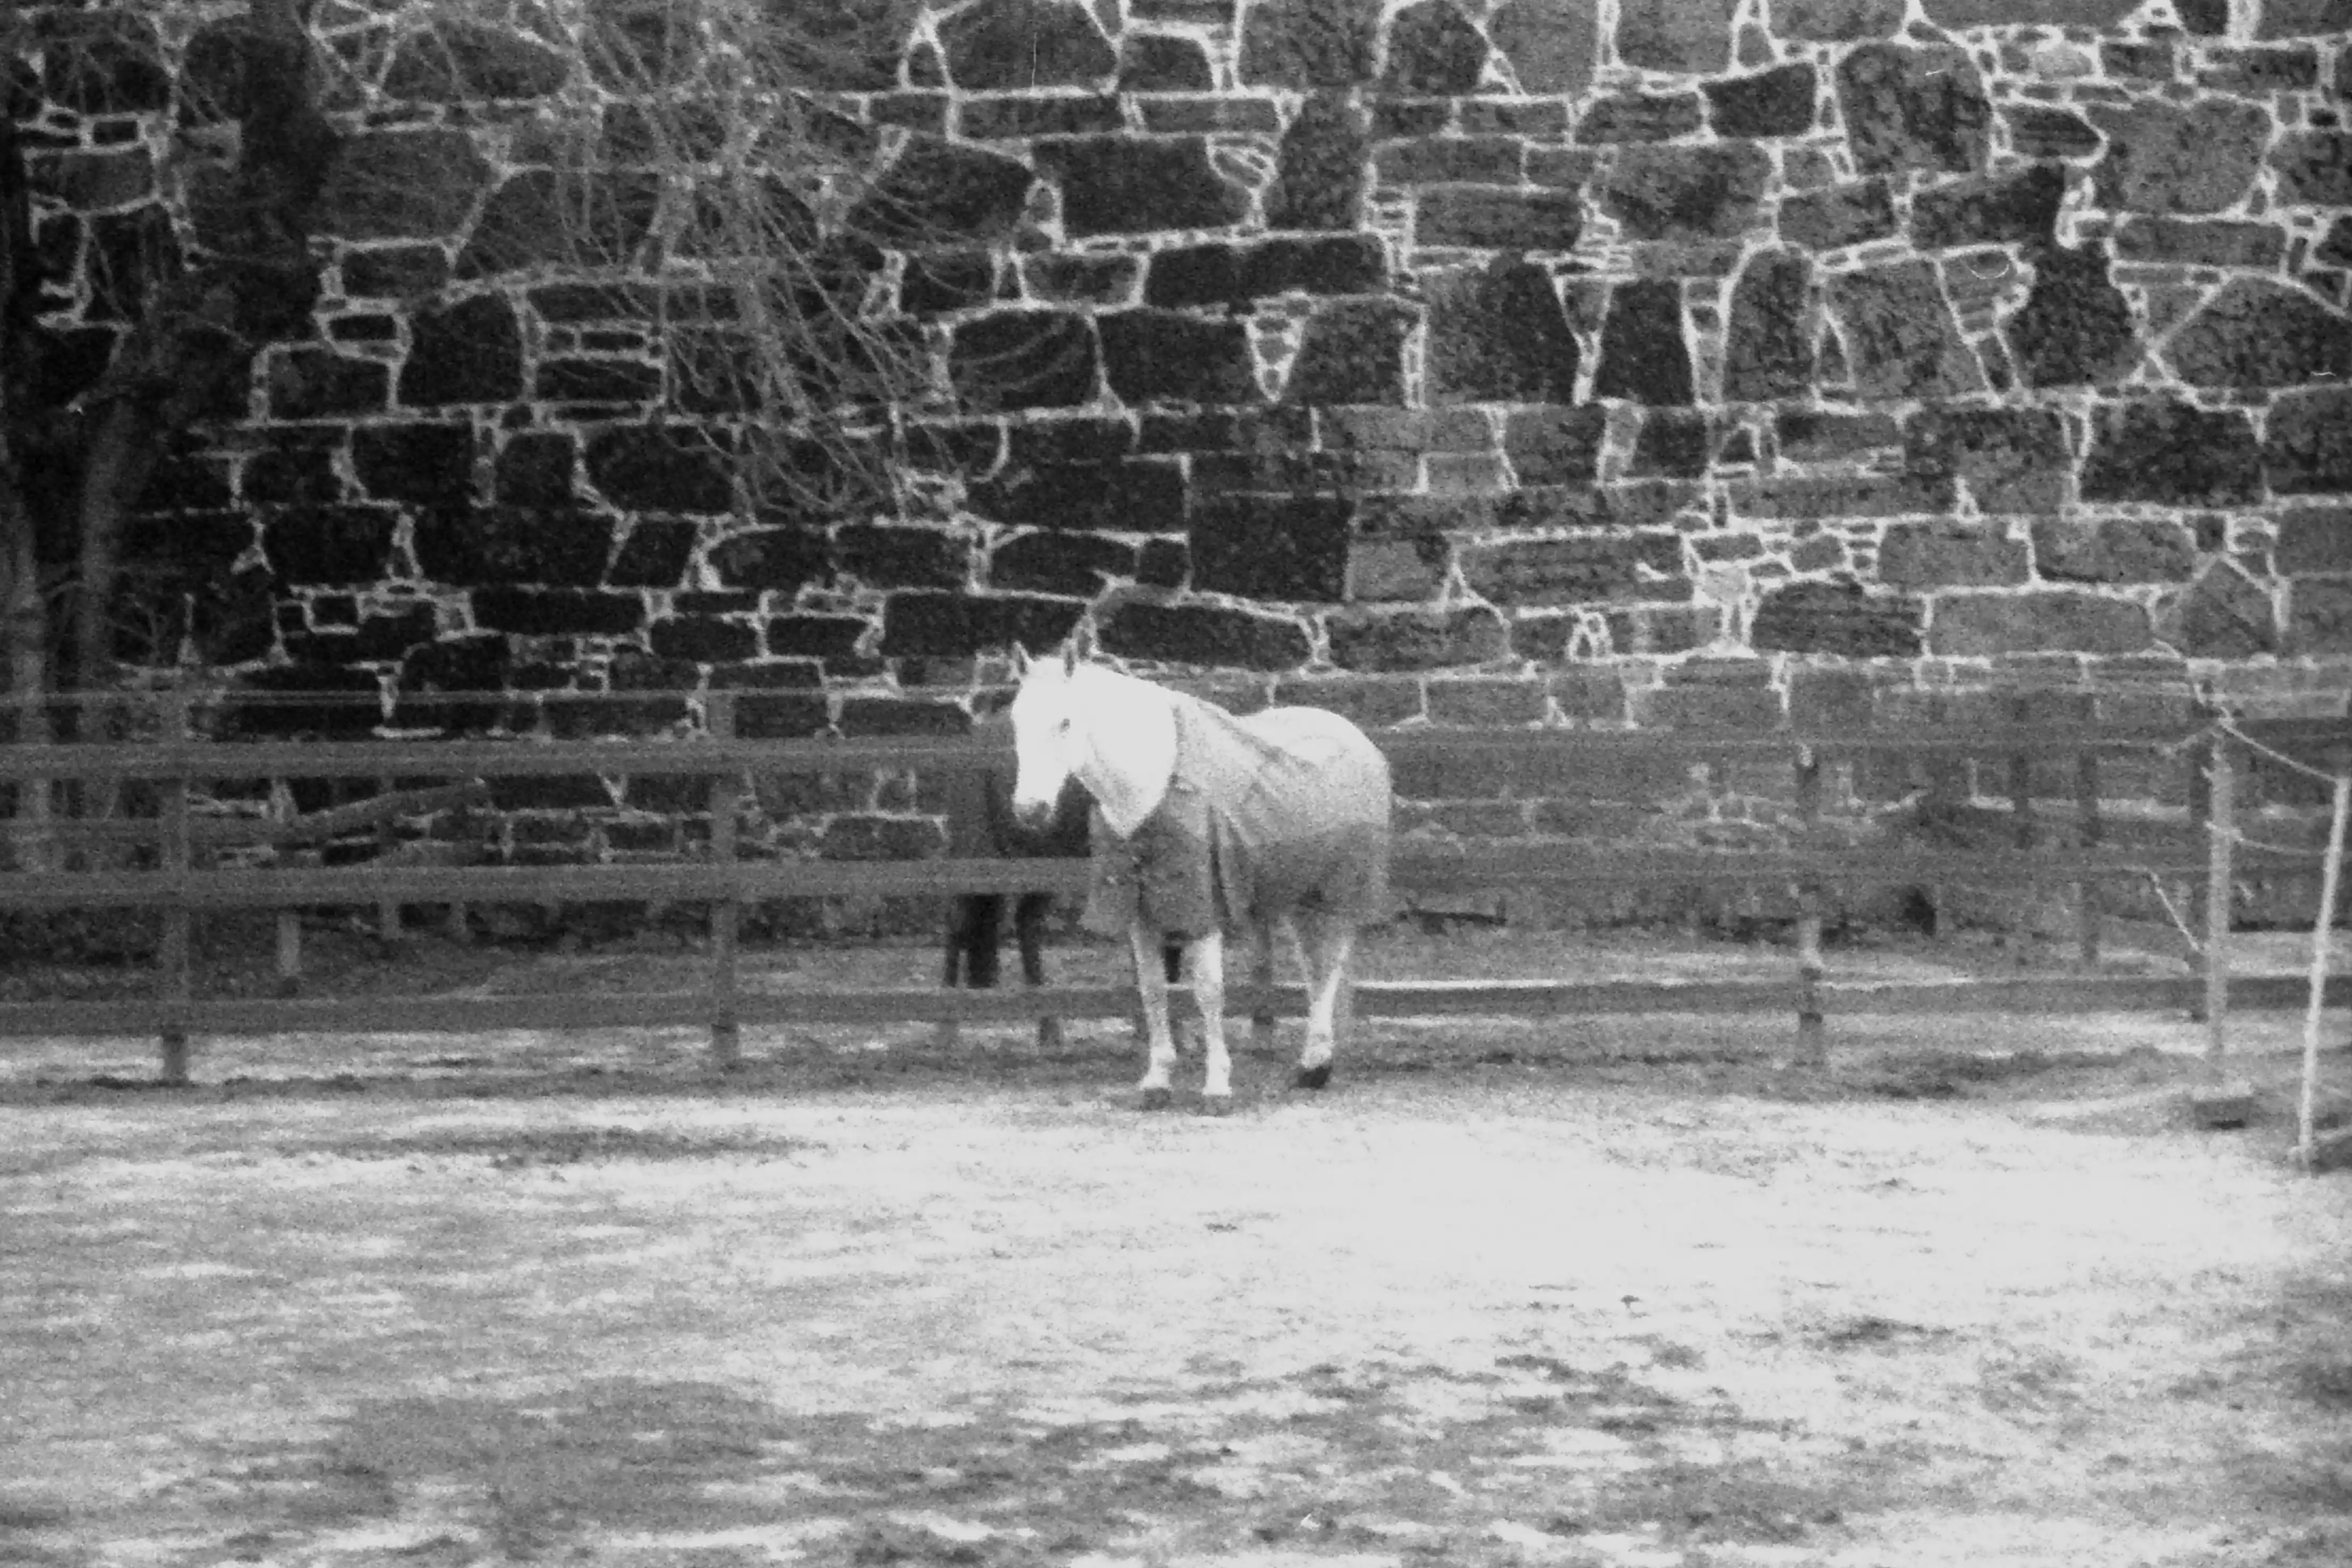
top-left (937, 897), bottom-right (973, 1048)
top-left (1294, 914), bottom-right (1356, 1090)
top-left (1189, 928), bottom-right (1231, 1105)
top-left (1130, 922), bottom-right (1180, 1106)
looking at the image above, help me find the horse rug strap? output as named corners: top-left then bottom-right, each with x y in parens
top-left (1084, 692), bottom-right (1393, 939)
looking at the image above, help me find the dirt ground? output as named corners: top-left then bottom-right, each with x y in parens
top-left (4, 926), bottom-right (2352, 1568)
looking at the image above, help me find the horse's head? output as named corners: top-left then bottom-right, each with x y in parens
top-left (1007, 642), bottom-right (1085, 829)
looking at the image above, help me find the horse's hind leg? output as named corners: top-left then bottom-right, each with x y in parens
top-left (1015, 892), bottom-right (1060, 1050)
top-left (1249, 922), bottom-right (1276, 1054)
top-left (938, 896), bottom-right (1003, 1048)
top-left (1189, 928), bottom-right (1232, 1107)
top-left (1291, 911), bottom-right (1356, 1091)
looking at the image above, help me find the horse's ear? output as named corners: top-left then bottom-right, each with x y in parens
top-left (1010, 643), bottom-right (1031, 678)
top-left (1059, 637), bottom-right (1080, 677)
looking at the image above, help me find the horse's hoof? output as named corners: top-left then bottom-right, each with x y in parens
top-left (1199, 1094), bottom-right (1236, 1118)
top-left (1293, 1064), bottom-right (1332, 1091)
top-left (1137, 1086), bottom-right (1175, 1112)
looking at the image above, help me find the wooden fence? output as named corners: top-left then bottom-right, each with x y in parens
top-left (2, 692), bottom-right (2347, 1085)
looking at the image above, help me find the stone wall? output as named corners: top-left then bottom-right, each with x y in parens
top-left (12, 0), bottom-right (2352, 925)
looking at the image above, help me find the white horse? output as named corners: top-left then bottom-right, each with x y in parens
top-left (1007, 644), bottom-right (1393, 1107)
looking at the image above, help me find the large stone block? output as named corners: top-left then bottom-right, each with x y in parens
top-left (1375, 135), bottom-right (1526, 184)
top-left (263, 505), bottom-right (398, 586)
top-left (1266, 93), bottom-right (1370, 231)
top-left (398, 294), bottom-right (523, 407)
top-left (584, 424), bottom-right (736, 513)
top-left (1823, 261), bottom-right (1983, 399)
top-left (881, 592), bottom-right (1087, 659)
top-left (1910, 164), bottom-right (2065, 251)
top-left (1629, 409), bottom-right (1714, 477)
top-left (1920, 0), bottom-right (2137, 20)
top-left (1774, 0), bottom-right (1905, 37)
top-left (649, 616), bottom-right (759, 664)
top-left (2259, 0), bottom-right (2352, 37)
top-left (1502, 406), bottom-right (1612, 485)
top-left (1383, 1), bottom-right (1490, 93)
top-left (2265, 388), bottom-right (2352, 496)
top-left (1577, 92), bottom-right (1706, 143)
top-left (1325, 607), bottom-right (1510, 671)
top-left (1836, 44), bottom-right (1991, 178)
top-left (2160, 562), bottom-right (2278, 658)
top-left (709, 527), bottom-right (833, 592)
top-left (1192, 495), bottom-right (1353, 601)
top-left (848, 137), bottom-right (1034, 244)
top-left (991, 530), bottom-right (1138, 595)
top-left (2088, 100), bottom-right (2273, 214)
top-left (472, 588), bottom-right (646, 637)
top-left (837, 524), bottom-right (968, 590)
top-left (2114, 218), bottom-right (2286, 269)
top-left (1928, 591), bottom-right (2153, 656)
top-left (2272, 131), bottom-right (2352, 208)
top-left (1097, 598), bottom-right (1311, 669)
top-left (1879, 523), bottom-right (2031, 589)
top-left (1035, 136), bottom-right (1249, 236)
top-left (1098, 311), bottom-right (1261, 407)
top-left (1591, 279), bottom-right (1692, 405)
top-left (972, 458), bottom-right (1187, 533)
top-left (2007, 242), bottom-right (2140, 389)
top-left (1729, 473), bottom-right (1952, 519)
top-left (2080, 400), bottom-right (2264, 507)
top-left (2278, 507), bottom-right (2352, 575)
top-left (1723, 248), bottom-right (1815, 403)
top-left (1425, 258), bottom-right (1579, 404)
top-left (353, 424), bottom-right (478, 511)
top-left (2288, 580), bottom-right (2352, 654)
top-left (1486, 0), bottom-right (1599, 95)
top-left (1281, 299), bottom-right (1419, 404)
top-left (1903, 405), bottom-right (2072, 515)
top-left (2006, 106), bottom-right (2102, 161)
top-left (1702, 64), bottom-right (1817, 139)
top-left (1414, 186), bottom-right (1584, 250)
top-left (1595, 143), bottom-right (1772, 242)
top-left (1239, 0), bottom-right (1384, 87)
top-left (1144, 235), bottom-right (1387, 308)
top-left (949, 311), bottom-right (1102, 411)
top-left (1753, 579), bottom-right (1923, 657)
top-left (266, 351), bottom-right (387, 421)
top-left (318, 130), bottom-right (493, 243)
top-left (608, 520), bottom-right (696, 587)
top-left (937, 0), bottom-right (1115, 88)
top-left (1778, 178), bottom-right (1896, 250)
top-left (2166, 279), bottom-right (2352, 391)
top-left (1120, 34), bottom-right (1215, 90)
top-left (1458, 533), bottom-right (1686, 606)
top-left (1614, 0), bottom-right (1734, 74)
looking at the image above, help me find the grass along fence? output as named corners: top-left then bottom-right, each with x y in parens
top-left (2, 692), bottom-right (2346, 1107)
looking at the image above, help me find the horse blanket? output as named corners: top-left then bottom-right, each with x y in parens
top-left (1084, 692), bottom-right (1392, 939)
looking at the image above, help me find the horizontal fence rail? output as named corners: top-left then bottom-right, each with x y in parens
top-left (3, 695), bottom-right (2347, 1084)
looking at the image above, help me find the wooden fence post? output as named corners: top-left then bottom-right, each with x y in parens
top-left (706, 692), bottom-right (742, 1071)
top-left (2299, 771), bottom-right (2351, 1170)
top-left (1794, 746), bottom-right (1826, 1066)
top-left (2075, 752), bottom-right (2102, 970)
top-left (2204, 733), bottom-right (2235, 1069)
top-left (158, 692), bottom-right (192, 1086)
